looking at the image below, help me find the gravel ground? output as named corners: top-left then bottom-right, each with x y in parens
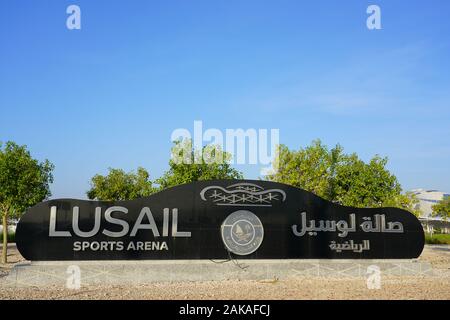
top-left (1, 244), bottom-right (449, 300)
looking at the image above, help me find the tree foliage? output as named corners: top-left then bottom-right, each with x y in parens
top-left (155, 140), bottom-right (243, 190)
top-left (0, 141), bottom-right (54, 263)
top-left (267, 140), bottom-right (419, 215)
top-left (87, 167), bottom-right (155, 201)
top-left (86, 140), bottom-right (243, 200)
top-left (432, 196), bottom-right (450, 220)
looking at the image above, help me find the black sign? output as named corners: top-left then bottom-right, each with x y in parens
top-left (16, 180), bottom-right (425, 260)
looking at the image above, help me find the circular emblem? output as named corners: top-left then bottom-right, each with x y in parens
top-left (221, 210), bottom-right (264, 255)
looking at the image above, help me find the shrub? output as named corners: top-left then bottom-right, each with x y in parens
top-left (0, 232), bottom-right (15, 243)
top-left (425, 233), bottom-right (450, 245)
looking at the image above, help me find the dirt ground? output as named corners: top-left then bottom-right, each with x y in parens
top-left (1, 244), bottom-right (449, 300)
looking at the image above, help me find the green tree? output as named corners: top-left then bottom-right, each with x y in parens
top-left (267, 139), bottom-right (418, 215)
top-left (0, 141), bottom-right (54, 263)
top-left (269, 140), bottom-right (343, 198)
top-left (156, 140), bottom-right (243, 190)
top-left (87, 167), bottom-right (155, 201)
top-left (432, 196), bottom-right (450, 220)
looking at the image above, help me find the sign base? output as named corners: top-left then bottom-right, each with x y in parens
top-left (3, 259), bottom-right (433, 287)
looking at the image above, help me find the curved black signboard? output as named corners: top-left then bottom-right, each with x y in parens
top-left (16, 180), bottom-right (425, 260)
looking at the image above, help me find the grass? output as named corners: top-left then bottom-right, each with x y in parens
top-left (0, 232), bottom-right (15, 243)
top-left (425, 233), bottom-right (450, 245)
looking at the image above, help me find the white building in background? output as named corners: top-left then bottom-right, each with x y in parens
top-left (410, 189), bottom-right (450, 233)
top-left (411, 189), bottom-right (449, 218)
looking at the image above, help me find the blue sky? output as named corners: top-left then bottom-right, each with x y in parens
top-left (1, 0), bottom-right (449, 199)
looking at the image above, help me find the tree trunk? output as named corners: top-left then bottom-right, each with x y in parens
top-left (1, 213), bottom-right (7, 264)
